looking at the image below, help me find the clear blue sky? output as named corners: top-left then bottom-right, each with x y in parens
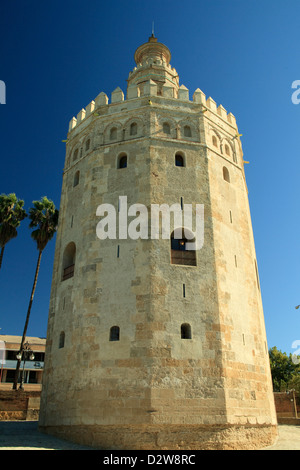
top-left (0, 0), bottom-right (299, 355)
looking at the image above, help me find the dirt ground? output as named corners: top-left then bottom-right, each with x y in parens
top-left (0, 421), bottom-right (299, 450)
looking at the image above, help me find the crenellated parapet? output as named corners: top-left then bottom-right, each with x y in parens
top-left (68, 82), bottom-right (237, 134)
top-left (68, 35), bottom-right (237, 135)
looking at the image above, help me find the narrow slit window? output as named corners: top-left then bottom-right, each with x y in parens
top-left (73, 170), bottom-right (80, 187)
top-left (59, 332), bottom-right (65, 349)
top-left (223, 166), bottom-right (230, 183)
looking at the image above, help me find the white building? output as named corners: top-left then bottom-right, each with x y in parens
top-left (0, 335), bottom-right (45, 390)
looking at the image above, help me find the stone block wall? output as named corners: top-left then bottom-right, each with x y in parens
top-left (274, 392), bottom-right (300, 418)
top-left (0, 391), bottom-right (41, 421)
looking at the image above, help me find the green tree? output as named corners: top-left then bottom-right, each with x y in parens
top-left (13, 196), bottom-right (59, 390)
top-left (0, 193), bottom-right (27, 270)
top-left (289, 375), bottom-right (300, 394)
top-left (269, 346), bottom-right (300, 392)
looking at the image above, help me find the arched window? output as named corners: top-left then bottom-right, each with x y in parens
top-left (118, 153), bottom-right (127, 169)
top-left (110, 127), bottom-right (117, 141)
top-left (73, 170), bottom-right (80, 187)
top-left (73, 148), bottom-right (79, 161)
top-left (62, 242), bottom-right (76, 280)
top-left (130, 122), bottom-right (137, 136)
top-left (223, 166), bottom-right (230, 183)
top-left (109, 326), bottom-right (120, 341)
top-left (59, 331), bottom-right (65, 349)
top-left (85, 139), bottom-right (90, 151)
top-left (175, 152), bottom-right (185, 167)
top-left (163, 122), bottom-right (171, 134)
top-left (181, 323), bottom-right (192, 339)
top-left (212, 135), bottom-right (218, 147)
top-left (225, 144), bottom-right (230, 156)
top-left (170, 229), bottom-right (196, 266)
top-left (183, 125), bottom-right (192, 137)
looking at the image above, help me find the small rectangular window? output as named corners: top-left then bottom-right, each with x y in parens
top-left (110, 326), bottom-right (120, 341)
top-left (183, 283), bottom-right (186, 298)
top-left (59, 332), bottom-right (65, 349)
top-left (117, 245), bottom-right (120, 258)
top-left (181, 323), bottom-right (191, 339)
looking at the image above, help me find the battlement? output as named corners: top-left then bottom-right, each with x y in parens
top-left (68, 82), bottom-right (237, 133)
top-left (128, 61), bottom-right (177, 77)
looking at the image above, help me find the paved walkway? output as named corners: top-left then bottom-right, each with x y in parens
top-left (0, 421), bottom-right (300, 450)
top-left (262, 424), bottom-right (300, 450)
top-left (0, 421), bottom-right (94, 450)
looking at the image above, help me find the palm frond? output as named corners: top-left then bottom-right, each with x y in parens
top-left (29, 197), bottom-right (59, 251)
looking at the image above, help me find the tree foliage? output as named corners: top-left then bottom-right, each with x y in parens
top-left (13, 196), bottom-right (59, 389)
top-left (29, 196), bottom-right (59, 252)
top-left (0, 193), bottom-right (27, 269)
top-left (269, 346), bottom-right (300, 392)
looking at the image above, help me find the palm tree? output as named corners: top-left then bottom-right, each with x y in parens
top-left (0, 193), bottom-right (27, 270)
top-left (13, 196), bottom-right (59, 390)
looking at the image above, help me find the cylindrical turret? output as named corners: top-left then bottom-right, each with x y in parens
top-left (127, 35), bottom-right (179, 96)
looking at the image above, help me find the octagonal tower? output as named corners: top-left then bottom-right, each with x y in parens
top-left (39, 36), bottom-right (277, 450)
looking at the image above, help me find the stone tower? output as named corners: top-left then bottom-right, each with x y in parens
top-left (39, 35), bottom-right (277, 449)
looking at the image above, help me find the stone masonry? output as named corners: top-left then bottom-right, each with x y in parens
top-left (39, 35), bottom-right (277, 449)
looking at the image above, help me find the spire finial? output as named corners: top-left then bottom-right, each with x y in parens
top-left (149, 22), bottom-right (157, 43)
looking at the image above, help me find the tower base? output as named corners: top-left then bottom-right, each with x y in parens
top-left (39, 423), bottom-right (277, 450)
